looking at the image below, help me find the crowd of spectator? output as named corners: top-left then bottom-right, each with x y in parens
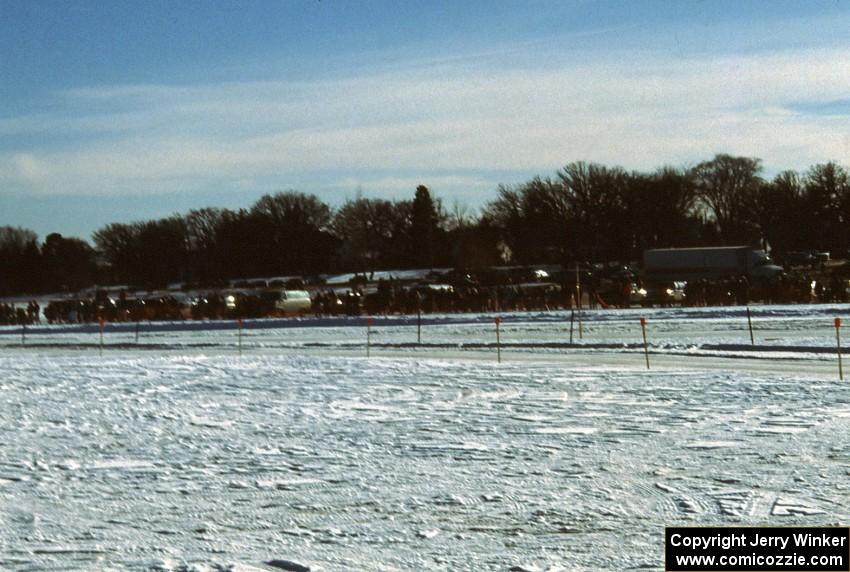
top-left (0, 301), bottom-right (39, 325)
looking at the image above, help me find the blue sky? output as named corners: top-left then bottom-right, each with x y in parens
top-left (2, 0), bottom-right (850, 240)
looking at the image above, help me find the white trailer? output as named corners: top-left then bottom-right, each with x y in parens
top-left (643, 246), bottom-right (783, 283)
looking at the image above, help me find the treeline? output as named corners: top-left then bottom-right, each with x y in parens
top-left (2, 153), bottom-right (850, 295)
top-left (0, 228), bottom-right (97, 296)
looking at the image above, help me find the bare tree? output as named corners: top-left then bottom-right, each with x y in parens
top-left (692, 154), bottom-right (763, 244)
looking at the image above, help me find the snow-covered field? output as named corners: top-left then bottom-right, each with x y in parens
top-left (3, 305), bottom-right (850, 571)
top-left (3, 303), bottom-right (850, 359)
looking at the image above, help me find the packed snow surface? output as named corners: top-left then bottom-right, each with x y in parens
top-left (3, 305), bottom-right (850, 570)
top-left (3, 303), bottom-right (850, 359)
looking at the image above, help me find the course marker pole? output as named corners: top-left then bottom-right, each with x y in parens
top-left (640, 316), bottom-right (649, 370)
top-left (417, 298), bottom-right (422, 344)
top-left (367, 317), bottom-right (373, 358)
top-left (836, 317), bottom-right (843, 381)
top-left (21, 323), bottom-right (25, 346)
top-left (495, 316), bottom-right (502, 363)
top-left (99, 318), bottom-right (105, 357)
top-left (237, 319), bottom-right (243, 356)
top-left (576, 266), bottom-right (583, 339)
top-left (569, 307), bottom-right (575, 344)
top-left (746, 306), bottom-right (754, 345)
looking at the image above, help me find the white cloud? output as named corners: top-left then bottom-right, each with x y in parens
top-left (2, 46), bottom-right (850, 198)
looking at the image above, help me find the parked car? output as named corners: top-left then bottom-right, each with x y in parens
top-left (814, 251), bottom-right (831, 264)
top-left (642, 281), bottom-right (685, 307)
top-left (782, 251), bottom-right (816, 267)
top-left (272, 289), bottom-right (312, 315)
top-left (667, 281), bottom-right (687, 304)
top-left (629, 283), bottom-right (648, 305)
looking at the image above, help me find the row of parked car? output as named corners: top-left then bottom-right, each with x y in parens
top-left (777, 250), bottom-right (832, 267)
top-left (35, 264), bottom-right (696, 324)
top-left (43, 288), bottom-right (314, 323)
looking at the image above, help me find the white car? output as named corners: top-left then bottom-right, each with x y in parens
top-left (666, 282), bottom-right (687, 304)
top-left (629, 283), bottom-right (648, 304)
top-left (274, 290), bottom-right (312, 315)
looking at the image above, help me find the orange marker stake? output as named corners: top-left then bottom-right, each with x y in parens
top-left (640, 316), bottom-right (649, 370)
top-left (836, 317), bottom-right (843, 381)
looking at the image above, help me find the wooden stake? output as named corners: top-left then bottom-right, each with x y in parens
top-left (576, 266), bottom-right (583, 339)
top-left (495, 316), bottom-right (502, 363)
top-left (417, 299), bottom-right (422, 344)
top-left (746, 306), bottom-right (754, 345)
top-left (836, 317), bottom-right (843, 381)
top-left (367, 317), bottom-right (372, 358)
top-left (237, 318), bottom-right (243, 356)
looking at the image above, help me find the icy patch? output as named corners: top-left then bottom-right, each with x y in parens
top-left (534, 427), bottom-right (597, 435)
top-left (684, 441), bottom-right (742, 449)
top-left (772, 498), bottom-right (826, 516)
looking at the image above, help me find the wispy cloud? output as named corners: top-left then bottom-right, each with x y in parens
top-left (3, 45), bottom-right (850, 198)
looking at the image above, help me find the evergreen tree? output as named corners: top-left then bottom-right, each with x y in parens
top-left (410, 185), bottom-right (440, 268)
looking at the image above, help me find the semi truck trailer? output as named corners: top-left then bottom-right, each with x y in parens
top-left (643, 246), bottom-right (784, 283)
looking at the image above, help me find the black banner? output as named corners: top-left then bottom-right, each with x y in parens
top-left (665, 527), bottom-right (849, 571)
